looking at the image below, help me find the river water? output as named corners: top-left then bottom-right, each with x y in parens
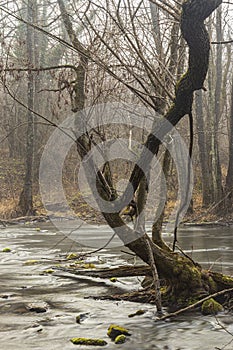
top-left (0, 222), bottom-right (232, 350)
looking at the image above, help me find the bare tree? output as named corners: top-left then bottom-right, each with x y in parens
top-left (54, 0), bottom-right (233, 310)
top-left (17, 0), bottom-right (36, 216)
top-left (1, 0), bottom-right (233, 311)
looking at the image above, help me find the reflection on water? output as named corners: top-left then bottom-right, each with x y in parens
top-left (0, 223), bottom-right (232, 350)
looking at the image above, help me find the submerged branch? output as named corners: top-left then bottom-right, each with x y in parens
top-left (55, 265), bottom-right (151, 278)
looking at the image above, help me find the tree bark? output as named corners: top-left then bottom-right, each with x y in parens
top-left (195, 90), bottom-right (213, 206)
top-left (17, 0), bottom-right (35, 216)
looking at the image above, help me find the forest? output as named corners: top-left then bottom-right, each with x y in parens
top-left (0, 0), bottom-right (233, 349)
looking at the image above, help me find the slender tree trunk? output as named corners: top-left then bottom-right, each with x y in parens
top-left (152, 148), bottom-right (171, 251)
top-left (225, 72), bottom-right (233, 210)
top-left (204, 9), bottom-right (223, 207)
top-left (18, 0), bottom-right (35, 216)
top-left (149, 2), bottom-right (163, 59)
top-left (195, 91), bottom-right (212, 206)
top-left (150, 5), bottom-right (179, 247)
top-left (213, 6), bottom-right (223, 206)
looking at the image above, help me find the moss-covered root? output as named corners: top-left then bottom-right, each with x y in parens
top-left (201, 298), bottom-right (223, 315)
top-left (70, 338), bottom-right (107, 346)
top-left (107, 324), bottom-right (131, 340)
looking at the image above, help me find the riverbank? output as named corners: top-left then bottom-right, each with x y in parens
top-left (1, 205), bottom-right (233, 228)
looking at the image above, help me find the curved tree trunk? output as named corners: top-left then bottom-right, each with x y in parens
top-left (59, 0), bottom-right (233, 309)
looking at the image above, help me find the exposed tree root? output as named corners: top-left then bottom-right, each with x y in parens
top-left (54, 263), bottom-right (233, 311)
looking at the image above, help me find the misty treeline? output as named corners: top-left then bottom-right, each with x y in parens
top-left (0, 0), bottom-right (232, 218)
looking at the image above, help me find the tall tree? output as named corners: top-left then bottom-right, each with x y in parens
top-left (195, 90), bottom-right (213, 206)
top-left (225, 71), bottom-right (233, 210)
top-left (17, 0), bottom-right (36, 215)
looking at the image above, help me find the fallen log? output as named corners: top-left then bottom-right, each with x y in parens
top-left (0, 215), bottom-right (49, 225)
top-left (54, 265), bottom-right (151, 278)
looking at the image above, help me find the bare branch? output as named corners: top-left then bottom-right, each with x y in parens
top-left (1, 65), bottom-right (77, 72)
top-left (149, 0), bottom-right (180, 20)
top-left (212, 39), bottom-right (233, 44)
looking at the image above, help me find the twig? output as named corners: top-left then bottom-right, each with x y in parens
top-left (1, 65), bottom-right (76, 72)
top-left (175, 244), bottom-right (199, 267)
top-left (215, 316), bottom-right (233, 337)
top-left (214, 316), bottom-right (233, 350)
top-left (212, 40), bottom-right (233, 45)
top-left (3, 84), bottom-right (76, 143)
top-left (0, 219), bottom-right (7, 227)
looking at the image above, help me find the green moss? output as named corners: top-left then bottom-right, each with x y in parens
top-left (175, 71), bottom-right (188, 93)
top-left (76, 315), bottom-right (81, 324)
top-left (66, 253), bottom-right (78, 260)
top-left (43, 269), bottom-right (54, 274)
top-left (222, 274), bottom-right (233, 284)
top-left (74, 260), bottom-right (85, 264)
top-left (201, 298), bottom-right (223, 315)
top-left (107, 324), bottom-right (131, 340)
top-left (114, 335), bottom-right (127, 344)
top-left (187, 297), bottom-right (199, 306)
top-left (208, 276), bottom-right (217, 292)
top-left (82, 263), bottom-right (96, 269)
top-left (24, 260), bottom-right (39, 265)
top-left (110, 277), bottom-right (117, 283)
top-left (128, 309), bottom-right (145, 318)
top-left (2, 247), bottom-right (11, 252)
top-left (70, 337), bottom-right (107, 346)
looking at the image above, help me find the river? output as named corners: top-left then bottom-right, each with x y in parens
top-left (0, 222), bottom-right (232, 350)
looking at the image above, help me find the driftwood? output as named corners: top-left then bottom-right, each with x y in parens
top-left (0, 215), bottom-right (49, 225)
top-left (55, 265), bottom-right (151, 278)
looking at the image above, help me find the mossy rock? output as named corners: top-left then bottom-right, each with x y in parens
top-left (110, 277), bottom-right (117, 283)
top-left (76, 315), bottom-right (81, 324)
top-left (70, 337), bottom-right (107, 346)
top-left (128, 309), bottom-right (145, 318)
top-left (107, 324), bottom-right (131, 340)
top-left (2, 247), bottom-right (11, 253)
top-left (75, 313), bottom-right (89, 324)
top-left (201, 298), bottom-right (223, 315)
top-left (115, 334), bottom-right (127, 344)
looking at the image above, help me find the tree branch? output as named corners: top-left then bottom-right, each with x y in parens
top-left (1, 65), bottom-right (77, 72)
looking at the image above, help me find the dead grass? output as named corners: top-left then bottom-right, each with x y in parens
top-left (0, 150), bottom-right (232, 223)
top-left (0, 198), bottom-right (18, 219)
